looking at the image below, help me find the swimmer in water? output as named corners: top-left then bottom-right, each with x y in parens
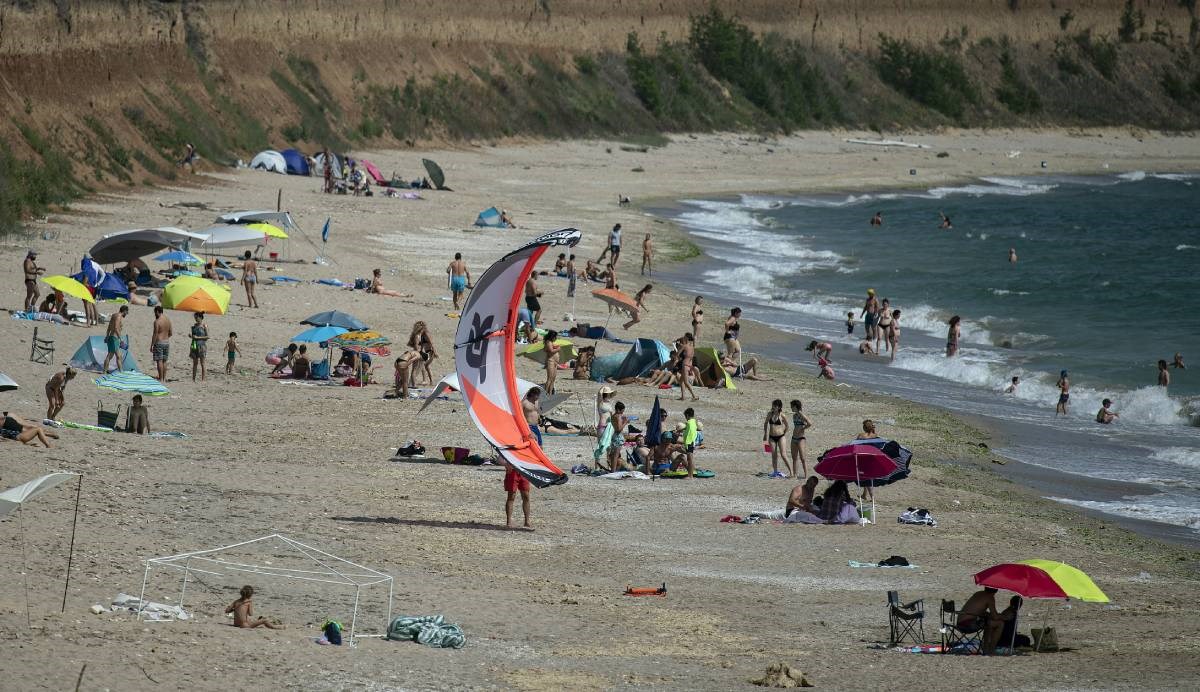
top-left (1055, 370), bottom-right (1070, 416)
top-left (1004, 376), bottom-right (1019, 394)
top-left (1158, 359), bottom-right (1170, 387)
top-left (1008, 247), bottom-right (1017, 264)
top-left (1172, 352), bottom-right (1186, 369)
top-left (939, 212), bottom-right (953, 229)
top-left (870, 212), bottom-right (883, 227)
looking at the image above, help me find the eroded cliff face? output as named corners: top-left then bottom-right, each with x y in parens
top-left (0, 1), bottom-right (1196, 200)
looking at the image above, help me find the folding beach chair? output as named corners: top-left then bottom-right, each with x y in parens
top-left (887, 590), bottom-right (925, 646)
top-left (30, 327), bottom-right (54, 364)
top-left (940, 600), bottom-right (982, 653)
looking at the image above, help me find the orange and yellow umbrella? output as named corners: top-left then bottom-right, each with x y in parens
top-left (161, 276), bottom-right (230, 315)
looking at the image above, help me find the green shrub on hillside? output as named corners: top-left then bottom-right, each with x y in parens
top-left (0, 124), bottom-right (82, 235)
top-left (876, 34), bottom-right (977, 119)
top-left (625, 33), bottom-right (662, 115)
top-left (995, 48), bottom-right (1042, 114)
top-left (1074, 30), bottom-right (1119, 79)
top-left (1118, 0), bottom-right (1145, 43)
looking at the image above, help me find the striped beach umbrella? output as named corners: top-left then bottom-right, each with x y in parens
top-left (161, 276), bottom-right (230, 315)
top-left (94, 371), bottom-right (170, 396)
top-left (329, 330), bottom-right (391, 356)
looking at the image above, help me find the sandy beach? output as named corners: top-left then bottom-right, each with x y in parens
top-left (2, 129), bottom-right (1199, 690)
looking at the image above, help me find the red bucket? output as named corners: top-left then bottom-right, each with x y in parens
top-left (269, 251), bottom-right (279, 260)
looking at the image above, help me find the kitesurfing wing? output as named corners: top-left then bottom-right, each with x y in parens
top-left (454, 228), bottom-right (581, 488)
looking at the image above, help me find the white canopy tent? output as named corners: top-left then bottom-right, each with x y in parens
top-left (216, 210), bottom-right (300, 232)
top-left (88, 227), bottom-right (208, 264)
top-left (1, 472), bottom-right (83, 621)
top-left (138, 533), bottom-right (393, 645)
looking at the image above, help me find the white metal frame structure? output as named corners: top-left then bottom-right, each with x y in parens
top-left (138, 533), bottom-right (393, 646)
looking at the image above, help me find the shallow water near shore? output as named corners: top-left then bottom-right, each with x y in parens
top-left (650, 172), bottom-right (1200, 539)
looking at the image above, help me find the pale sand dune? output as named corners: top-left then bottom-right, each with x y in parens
top-left (1, 130), bottom-right (1198, 690)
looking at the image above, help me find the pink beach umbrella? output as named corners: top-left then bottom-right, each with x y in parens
top-left (814, 444), bottom-right (900, 525)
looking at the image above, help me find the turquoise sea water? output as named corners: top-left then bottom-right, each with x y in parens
top-left (656, 171), bottom-right (1200, 538)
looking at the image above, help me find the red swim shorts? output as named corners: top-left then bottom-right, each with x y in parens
top-left (504, 467), bottom-right (531, 493)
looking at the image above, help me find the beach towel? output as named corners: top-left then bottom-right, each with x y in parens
top-left (112, 593), bottom-right (191, 621)
top-left (271, 275), bottom-right (301, 283)
top-left (599, 470), bottom-right (651, 480)
top-left (387, 615), bottom-right (466, 649)
top-left (147, 431), bottom-right (189, 439)
top-left (11, 311), bottom-right (68, 324)
top-left (848, 560), bottom-right (918, 569)
top-left (315, 278), bottom-right (347, 287)
top-left (55, 420), bottom-right (114, 432)
top-left (593, 421), bottom-right (615, 462)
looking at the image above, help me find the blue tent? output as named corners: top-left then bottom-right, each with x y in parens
top-left (474, 207), bottom-right (506, 228)
top-left (590, 353), bottom-right (625, 382)
top-left (614, 338), bottom-right (671, 380)
top-left (71, 271), bottom-right (129, 301)
top-left (281, 149), bottom-right (310, 176)
top-left (69, 336), bottom-right (138, 373)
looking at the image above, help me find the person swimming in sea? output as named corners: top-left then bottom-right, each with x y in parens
top-left (1008, 247), bottom-right (1018, 264)
top-left (1158, 359), bottom-right (1170, 387)
top-left (1095, 398), bottom-right (1119, 424)
top-left (1171, 352), bottom-right (1186, 369)
top-left (939, 212), bottom-right (953, 229)
top-left (870, 212), bottom-right (883, 227)
top-left (1004, 376), bottom-right (1019, 394)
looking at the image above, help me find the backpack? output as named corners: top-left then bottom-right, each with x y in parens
top-left (323, 619), bottom-right (343, 645)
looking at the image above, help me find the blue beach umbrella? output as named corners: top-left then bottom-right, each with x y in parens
top-left (94, 371), bottom-right (170, 396)
top-left (155, 250), bottom-right (202, 266)
top-left (292, 325), bottom-right (349, 343)
top-left (300, 310), bottom-right (368, 331)
top-left (645, 396), bottom-right (663, 447)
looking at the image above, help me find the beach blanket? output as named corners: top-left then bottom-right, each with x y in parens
top-left (898, 507), bottom-right (938, 526)
top-left (387, 615), bottom-right (465, 649)
top-left (848, 560), bottom-right (918, 569)
top-left (11, 311), bottom-right (68, 324)
top-left (271, 275), bottom-right (301, 283)
top-left (112, 593), bottom-right (191, 621)
top-left (55, 420), bottom-right (113, 432)
top-left (599, 470), bottom-right (651, 480)
top-left (592, 421), bottom-right (615, 462)
top-left (314, 278), bottom-right (347, 287)
top-left (147, 431), bottom-right (189, 439)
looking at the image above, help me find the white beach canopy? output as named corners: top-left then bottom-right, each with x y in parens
top-left (0, 472), bottom-right (78, 519)
top-left (138, 533), bottom-right (393, 645)
top-left (216, 210), bottom-right (300, 232)
top-left (197, 224), bottom-right (270, 250)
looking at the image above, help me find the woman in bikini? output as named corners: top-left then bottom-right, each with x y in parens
top-left (543, 329), bottom-right (560, 394)
top-left (369, 268), bottom-right (409, 297)
top-left (723, 307), bottom-right (743, 364)
top-left (240, 251), bottom-right (259, 308)
top-left (690, 296), bottom-right (704, 342)
top-left (789, 399), bottom-right (814, 478)
top-left (875, 299), bottom-right (892, 355)
top-left (888, 309), bottom-right (901, 362)
top-left (762, 399), bottom-right (793, 478)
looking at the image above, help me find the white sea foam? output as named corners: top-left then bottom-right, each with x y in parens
top-left (1150, 447), bottom-right (1200, 470)
top-left (1149, 172), bottom-right (1200, 182)
top-left (1117, 170), bottom-right (1147, 181)
top-left (928, 177), bottom-right (1056, 198)
top-left (1177, 244), bottom-right (1198, 251)
top-left (989, 288), bottom-right (1032, 296)
top-left (677, 200), bottom-right (847, 273)
top-left (1049, 496), bottom-right (1200, 532)
top-left (1112, 386), bottom-right (1191, 426)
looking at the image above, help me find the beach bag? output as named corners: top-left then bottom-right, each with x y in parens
top-left (323, 620), bottom-right (343, 645)
top-left (311, 359), bottom-right (330, 379)
top-left (353, 278), bottom-right (370, 290)
top-left (441, 446), bottom-right (470, 463)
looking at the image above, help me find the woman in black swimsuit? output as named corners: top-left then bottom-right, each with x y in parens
top-left (789, 399), bottom-right (814, 478)
top-left (762, 399), bottom-right (793, 478)
top-left (723, 307), bottom-right (742, 364)
top-left (690, 296), bottom-right (704, 342)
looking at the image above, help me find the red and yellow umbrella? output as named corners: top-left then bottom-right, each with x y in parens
top-left (973, 560), bottom-right (1108, 602)
top-left (161, 276), bottom-right (230, 315)
top-left (329, 330), bottom-right (391, 356)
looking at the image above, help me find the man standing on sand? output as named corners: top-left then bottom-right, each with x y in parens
top-left (861, 289), bottom-right (879, 343)
top-left (446, 252), bottom-right (471, 311)
top-left (151, 306), bottom-right (173, 382)
top-left (524, 275), bottom-right (542, 327)
top-left (23, 250), bottom-right (44, 312)
top-left (241, 250), bottom-right (259, 308)
top-left (608, 223), bottom-right (623, 267)
top-left (565, 254), bottom-right (577, 299)
top-left (641, 232), bottom-right (653, 276)
top-left (102, 305), bottom-right (129, 374)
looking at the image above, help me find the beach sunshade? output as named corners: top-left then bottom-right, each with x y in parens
top-left (88, 227), bottom-right (208, 264)
top-left (94, 370), bottom-right (169, 396)
top-left (453, 228), bottom-right (580, 488)
top-left (69, 336), bottom-right (138, 373)
top-left (301, 310), bottom-right (368, 330)
top-left (474, 207), bottom-right (507, 228)
top-left (198, 224), bottom-right (267, 250)
top-left (71, 271), bottom-right (129, 300)
top-left (0, 472), bottom-right (79, 520)
top-left (155, 250), bottom-right (203, 265)
top-left (846, 437), bottom-right (913, 487)
top-left (974, 560), bottom-right (1109, 602)
top-left (645, 396), bottom-right (663, 447)
top-left (815, 444), bottom-right (901, 483)
top-left (591, 288), bottom-right (637, 316)
top-left (360, 159), bottom-right (386, 185)
top-left (245, 222), bottom-right (288, 239)
top-left (693, 347), bottom-right (735, 389)
top-left (293, 325), bottom-right (348, 343)
top-left (217, 210), bottom-right (300, 232)
top-left (518, 338), bottom-right (578, 365)
top-left (0, 372), bottom-right (18, 392)
top-left (330, 330), bottom-right (391, 356)
top-left (161, 276), bottom-right (230, 315)
top-left (41, 275), bottom-right (95, 304)
top-left (615, 338), bottom-right (671, 380)
top-left (250, 150), bottom-right (287, 174)
top-left (422, 158), bottom-right (447, 190)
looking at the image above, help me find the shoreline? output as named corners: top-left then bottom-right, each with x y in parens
top-left (2, 129), bottom-right (1199, 689)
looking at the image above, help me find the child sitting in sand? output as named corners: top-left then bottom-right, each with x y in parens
top-left (127, 395), bottom-right (150, 434)
top-left (225, 585), bottom-right (281, 629)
